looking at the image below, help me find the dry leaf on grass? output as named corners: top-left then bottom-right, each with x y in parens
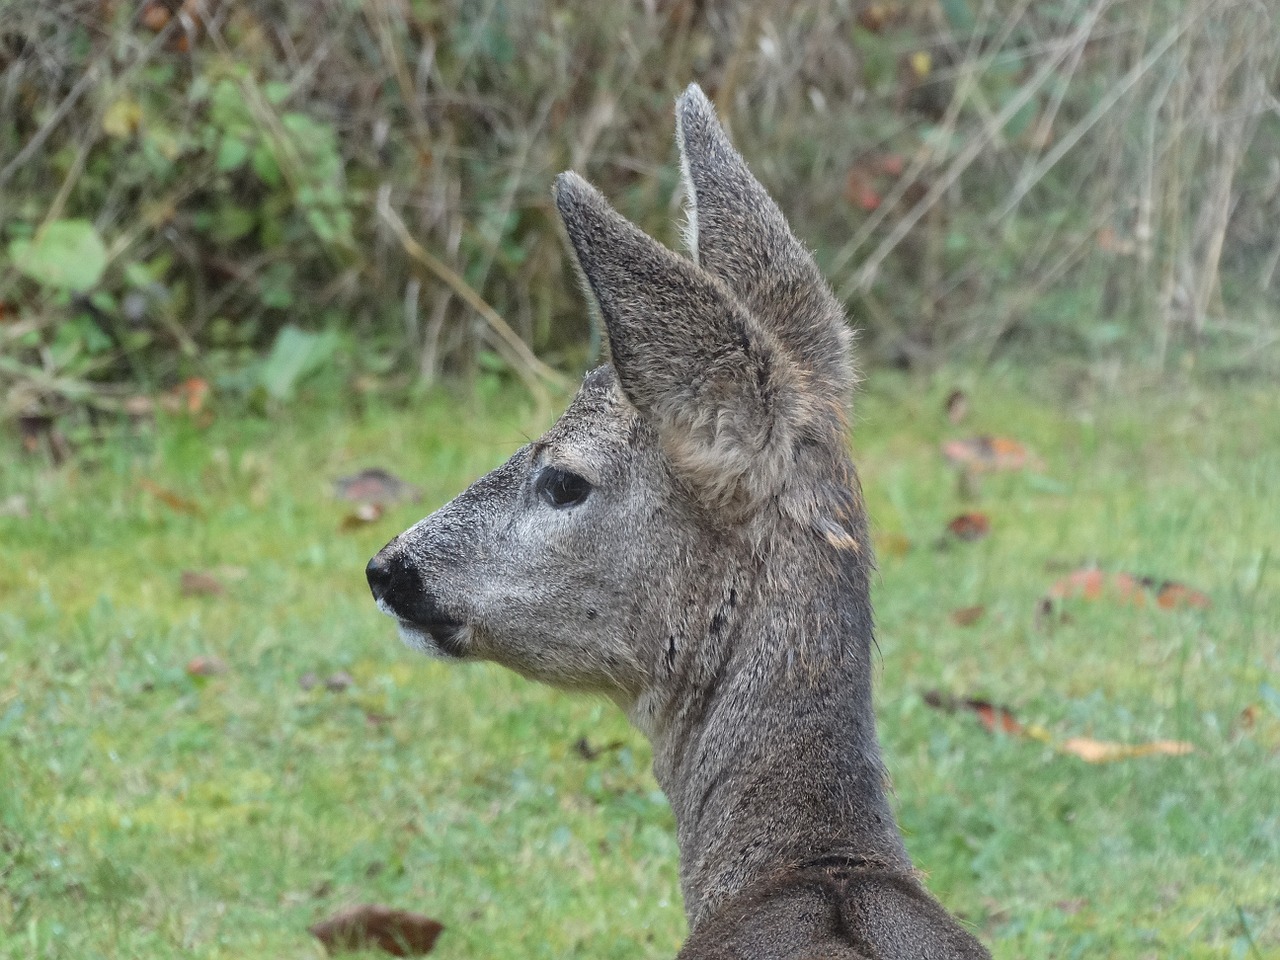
top-left (309, 904), bottom-right (443, 957)
top-left (180, 570), bottom-right (224, 597)
top-left (944, 389), bottom-right (968, 424)
top-left (1046, 569), bottom-right (1210, 610)
top-left (945, 513), bottom-right (990, 541)
top-left (333, 468), bottom-right (422, 506)
top-left (140, 477), bottom-right (202, 515)
top-left (1059, 737), bottom-right (1193, 763)
top-left (941, 436), bottom-right (1037, 471)
top-left (922, 691), bottom-right (1023, 735)
top-left (924, 690), bottom-right (1195, 762)
top-left (950, 605), bottom-right (986, 627)
top-left (185, 655), bottom-right (227, 677)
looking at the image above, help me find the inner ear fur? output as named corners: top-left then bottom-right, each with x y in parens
top-left (675, 84), bottom-right (854, 404)
top-left (554, 171), bottom-right (811, 515)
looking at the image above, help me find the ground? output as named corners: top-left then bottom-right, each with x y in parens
top-left (1, 368), bottom-right (1277, 959)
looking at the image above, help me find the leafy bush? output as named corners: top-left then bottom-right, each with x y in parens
top-left (1, 0), bottom-right (1277, 420)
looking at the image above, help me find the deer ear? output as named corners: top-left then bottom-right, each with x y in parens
top-left (675, 84), bottom-right (853, 398)
top-left (553, 171), bottom-right (803, 512)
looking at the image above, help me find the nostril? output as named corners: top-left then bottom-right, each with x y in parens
top-left (366, 553), bottom-right (393, 600)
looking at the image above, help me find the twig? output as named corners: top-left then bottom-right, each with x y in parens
top-left (376, 190), bottom-right (568, 407)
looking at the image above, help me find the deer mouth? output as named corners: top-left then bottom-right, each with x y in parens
top-left (385, 605), bottom-right (470, 659)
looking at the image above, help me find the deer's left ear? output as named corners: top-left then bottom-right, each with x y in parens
top-left (675, 84), bottom-right (853, 401)
top-left (554, 172), bottom-right (805, 514)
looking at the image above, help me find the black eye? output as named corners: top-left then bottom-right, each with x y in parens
top-left (536, 467), bottom-right (592, 509)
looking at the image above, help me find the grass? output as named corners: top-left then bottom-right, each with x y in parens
top-left (1, 368), bottom-right (1278, 959)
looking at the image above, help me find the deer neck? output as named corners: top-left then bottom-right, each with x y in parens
top-left (631, 548), bottom-right (912, 929)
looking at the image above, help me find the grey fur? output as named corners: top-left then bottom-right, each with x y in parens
top-left (367, 84), bottom-right (991, 959)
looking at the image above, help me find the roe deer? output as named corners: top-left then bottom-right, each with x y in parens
top-left (367, 84), bottom-right (991, 959)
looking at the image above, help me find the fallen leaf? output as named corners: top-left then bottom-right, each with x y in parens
top-left (299, 672), bottom-right (319, 691)
top-left (180, 570), bottom-right (224, 597)
top-left (140, 477), bottom-right (202, 515)
top-left (922, 691), bottom-right (1022, 735)
top-left (1059, 737), bottom-right (1193, 763)
top-left (333, 468), bottom-right (421, 506)
top-left (941, 436), bottom-right (1036, 471)
top-left (309, 904), bottom-right (443, 957)
top-left (946, 513), bottom-right (990, 541)
top-left (944, 388), bottom-right (968, 424)
top-left (186, 655), bottom-right (227, 677)
top-left (950, 605), bottom-right (986, 627)
top-left (340, 502), bottom-right (384, 531)
top-left (1046, 569), bottom-right (1210, 610)
top-left (324, 671), bottom-right (354, 693)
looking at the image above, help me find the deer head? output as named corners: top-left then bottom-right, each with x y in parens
top-left (366, 85), bottom-right (864, 709)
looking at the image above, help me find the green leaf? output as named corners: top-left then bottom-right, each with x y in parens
top-left (216, 137), bottom-right (251, 171)
top-left (258, 325), bottom-right (339, 401)
top-left (8, 219), bottom-right (108, 292)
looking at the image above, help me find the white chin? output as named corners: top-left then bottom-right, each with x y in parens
top-left (396, 621), bottom-right (448, 658)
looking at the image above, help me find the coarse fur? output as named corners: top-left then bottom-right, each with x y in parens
top-left (368, 84), bottom-right (991, 959)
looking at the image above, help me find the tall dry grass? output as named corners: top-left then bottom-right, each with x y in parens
top-left (0, 0), bottom-right (1277, 415)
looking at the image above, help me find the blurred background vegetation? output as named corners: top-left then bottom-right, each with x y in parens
top-left (2, 0), bottom-right (1278, 432)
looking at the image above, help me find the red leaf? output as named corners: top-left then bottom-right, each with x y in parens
top-left (309, 905), bottom-right (443, 957)
top-left (922, 691), bottom-right (1022, 735)
top-left (946, 513), bottom-right (990, 541)
top-left (941, 436), bottom-right (1035, 471)
top-left (186, 655), bottom-right (227, 677)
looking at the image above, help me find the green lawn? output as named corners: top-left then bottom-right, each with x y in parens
top-left (1, 370), bottom-right (1277, 959)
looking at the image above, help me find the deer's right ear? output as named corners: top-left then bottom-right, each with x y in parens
top-left (554, 172), bottom-right (803, 513)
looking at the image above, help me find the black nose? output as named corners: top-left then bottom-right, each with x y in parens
top-left (366, 552), bottom-right (393, 601)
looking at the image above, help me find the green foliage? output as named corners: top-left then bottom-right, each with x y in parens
top-left (7, 220), bottom-right (107, 292)
top-left (0, 0), bottom-right (1276, 422)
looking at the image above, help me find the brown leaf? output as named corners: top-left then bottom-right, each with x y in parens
top-left (309, 904), bottom-right (443, 957)
top-left (340, 502), bottom-right (384, 531)
top-left (180, 570), bottom-right (224, 597)
top-left (140, 477), bottom-right (202, 515)
top-left (950, 605), bottom-right (986, 627)
top-left (185, 655), bottom-right (227, 677)
top-left (1059, 737), bottom-right (1193, 763)
top-left (941, 436), bottom-right (1036, 471)
top-left (922, 691), bottom-right (1022, 735)
top-left (334, 468), bottom-right (421, 506)
top-left (946, 513), bottom-right (990, 541)
top-left (324, 671), bottom-right (354, 693)
top-left (944, 388), bottom-right (968, 424)
top-left (1046, 569), bottom-right (1210, 610)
